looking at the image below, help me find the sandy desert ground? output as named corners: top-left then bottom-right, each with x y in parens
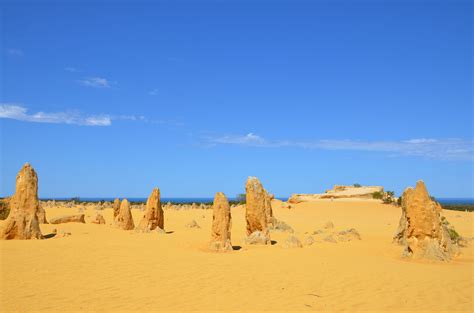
top-left (0, 199), bottom-right (472, 312)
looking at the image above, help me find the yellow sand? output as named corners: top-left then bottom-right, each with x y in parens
top-left (0, 200), bottom-right (472, 312)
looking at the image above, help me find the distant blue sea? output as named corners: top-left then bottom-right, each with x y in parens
top-left (437, 198), bottom-right (474, 205)
top-left (40, 197), bottom-right (474, 205)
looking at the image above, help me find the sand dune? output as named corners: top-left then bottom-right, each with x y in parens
top-left (0, 200), bottom-right (472, 312)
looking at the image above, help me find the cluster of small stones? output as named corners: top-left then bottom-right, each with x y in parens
top-left (309, 222), bottom-right (362, 244)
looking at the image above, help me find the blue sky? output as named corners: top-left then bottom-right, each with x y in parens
top-left (1, 0), bottom-right (472, 198)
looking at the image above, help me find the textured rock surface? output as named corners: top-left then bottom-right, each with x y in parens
top-left (0, 163), bottom-right (43, 239)
top-left (91, 213), bottom-right (106, 225)
top-left (50, 214), bottom-right (85, 224)
top-left (185, 220), bottom-right (201, 229)
top-left (282, 235), bottom-right (303, 248)
top-left (113, 198), bottom-right (120, 219)
top-left (37, 204), bottom-right (48, 224)
top-left (210, 192), bottom-right (232, 251)
top-left (244, 230), bottom-right (271, 245)
top-left (393, 180), bottom-right (457, 261)
top-left (288, 185), bottom-right (384, 203)
top-left (115, 199), bottom-right (135, 230)
top-left (136, 188), bottom-right (164, 231)
top-left (264, 192), bottom-right (274, 226)
top-left (245, 177), bottom-right (270, 243)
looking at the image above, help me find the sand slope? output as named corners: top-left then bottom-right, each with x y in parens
top-left (0, 200), bottom-right (472, 312)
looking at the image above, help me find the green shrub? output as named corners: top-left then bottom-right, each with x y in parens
top-left (353, 183), bottom-right (361, 188)
top-left (236, 193), bottom-right (246, 204)
top-left (397, 196), bottom-right (402, 206)
top-left (447, 227), bottom-right (460, 243)
top-left (372, 191), bottom-right (384, 199)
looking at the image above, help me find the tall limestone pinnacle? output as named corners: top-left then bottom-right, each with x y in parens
top-left (115, 199), bottom-right (135, 230)
top-left (0, 163), bottom-right (43, 240)
top-left (245, 176), bottom-right (271, 244)
top-left (393, 180), bottom-right (458, 261)
top-left (210, 192), bottom-right (232, 251)
top-left (136, 187), bottom-right (164, 231)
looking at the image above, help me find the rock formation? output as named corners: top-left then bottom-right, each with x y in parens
top-left (91, 213), bottom-right (106, 224)
top-left (245, 177), bottom-right (270, 244)
top-left (393, 180), bottom-right (457, 261)
top-left (264, 192), bottom-right (274, 226)
top-left (37, 204), bottom-right (48, 224)
top-left (50, 214), bottom-right (85, 224)
top-left (113, 198), bottom-right (120, 218)
top-left (0, 163), bottom-right (43, 239)
top-left (210, 192), bottom-right (232, 251)
top-left (115, 199), bottom-right (135, 230)
top-left (136, 188), bottom-right (164, 231)
top-left (288, 185), bottom-right (384, 203)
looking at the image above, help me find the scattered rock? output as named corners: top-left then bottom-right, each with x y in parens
top-left (304, 236), bottom-right (315, 246)
top-left (244, 230), bottom-right (271, 245)
top-left (50, 214), bottom-right (85, 224)
top-left (91, 213), bottom-right (106, 225)
top-left (185, 220), bottom-right (201, 229)
top-left (136, 188), bottom-right (164, 232)
top-left (210, 192), bottom-right (232, 252)
top-left (312, 229), bottom-right (324, 235)
top-left (0, 163), bottom-right (43, 239)
top-left (323, 234), bottom-right (337, 243)
top-left (269, 218), bottom-right (294, 233)
top-left (337, 228), bottom-right (361, 241)
top-left (283, 235), bottom-right (303, 248)
top-left (393, 180), bottom-right (458, 261)
top-left (323, 221), bottom-right (334, 230)
top-left (115, 199), bottom-right (135, 230)
top-left (245, 177), bottom-right (271, 244)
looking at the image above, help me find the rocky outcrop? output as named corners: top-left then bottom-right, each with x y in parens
top-left (115, 199), bottom-right (135, 230)
top-left (113, 198), bottom-right (120, 218)
top-left (393, 180), bottom-right (457, 261)
top-left (288, 185), bottom-right (384, 203)
top-left (91, 213), bottom-right (106, 224)
top-left (245, 177), bottom-right (271, 244)
top-left (210, 192), bottom-right (232, 251)
top-left (50, 214), bottom-right (85, 224)
top-left (0, 163), bottom-right (43, 240)
top-left (264, 192), bottom-right (274, 226)
top-left (37, 204), bottom-right (48, 224)
top-left (136, 188), bottom-right (164, 232)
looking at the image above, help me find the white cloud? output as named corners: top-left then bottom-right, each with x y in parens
top-left (0, 104), bottom-right (111, 126)
top-left (205, 133), bottom-right (473, 161)
top-left (7, 48), bottom-right (23, 56)
top-left (148, 89), bottom-right (159, 96)
top-left (79, 77), bottom-right (114, 88)
top-left (210, 133), bottom-right (266, 146)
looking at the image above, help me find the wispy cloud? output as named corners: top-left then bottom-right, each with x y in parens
top-left (79, 77), bottom-right (114, 88)
top-left (0, 104), bottom-right (111, 126)
top-left (148, 89), bottom-right (159, 96)
top-left (0, 104), bottom-right (147, 127)
top-left (6, 48), bottom-right (23, 56)
top-left (204, 133), bottom-right (473, 161)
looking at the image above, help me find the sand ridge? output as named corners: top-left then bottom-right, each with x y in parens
top-left (0, 200), bottom-right (472, 312)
